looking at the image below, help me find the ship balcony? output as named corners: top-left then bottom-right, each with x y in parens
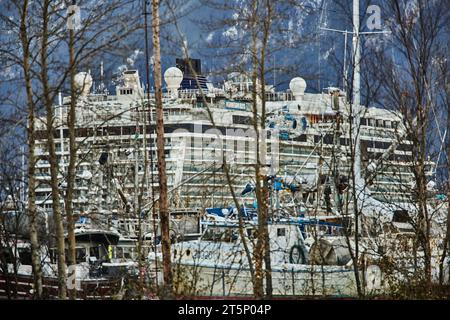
top-left (87, 94), bottom-right (119, 102)
top-left (265, 92), bottom-right (294, 101)
top-left (35, 199), bottom-right (63, 205)
top-left (35, 173), bottom-right (50, 179)
top-left (36, 161), bottom-right (50, 168)
top-left (35, 186), bottom-right (52, 192)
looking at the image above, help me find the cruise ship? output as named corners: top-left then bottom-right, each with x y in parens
top-left (33, 58), bottom-right (430, 221)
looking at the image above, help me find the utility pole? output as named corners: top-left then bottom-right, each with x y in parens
top-left (143, 0), bottom-right (159, 293)
top-left (151, 0), bottom-right (173, 297)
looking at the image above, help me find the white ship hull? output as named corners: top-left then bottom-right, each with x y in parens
top-left (169, 261), bottom-right (358, 298)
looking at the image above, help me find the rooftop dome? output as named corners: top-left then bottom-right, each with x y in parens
top-left (289, 77), bottom-right (307, 101)
top-left (74, 72), bottom-right (93, 96)
top-left (164, 67), bottom-right (183, 90)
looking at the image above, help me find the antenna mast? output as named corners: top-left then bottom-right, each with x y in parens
top-left (352, 0), bottom-right (362, 184)
top-left (321, 0), bottom-right (390, 185)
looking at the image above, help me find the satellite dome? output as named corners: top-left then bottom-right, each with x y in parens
top-left (367, 161), bottom-right (377, 173)
top-left (289, 77), bottom-right (307, 101)
top-left (74, 72), bottom-right (93, 96)
top-left (164, 67), bottom-right (183, 90)
top-left (427, 180), bottom-right (436, 191)
top-left (77, 170), bottom-right (92, 180)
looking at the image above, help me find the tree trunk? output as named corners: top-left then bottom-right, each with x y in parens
top-left (259, 9), bottom-right (273, 296)
top-left (65, 13), bottom-right (77, 300)
top-left (445, 127), bottom-right (450, 282)
top-left (417, 108), bottom-right (432, 287)
top-left (347, 97), bottom-right (363, 298)
top-left (19, 0), bottom-right (43, 299)
top-left (40, 0), bottom-right (67, 299)
top-left (439, 103), bottom-right (450, 285)
top-left (251, 71), bottom-right (264, 299)
top-left (151, 0), bottom-right (173, 297)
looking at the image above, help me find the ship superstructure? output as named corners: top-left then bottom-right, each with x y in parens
top-left (33, 60), bottom-right (430, 220)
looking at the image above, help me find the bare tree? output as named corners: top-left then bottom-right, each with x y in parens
top-left (365, 0), bottom-right (449, 294)
top-left (164, 0), bottom-right (320, 299)
top-left (39, 0), bottom-right (68, 299)
top-left (437, 49), bottom-right (450, 285)
top-left (19, 0), bottom-right (44, 299)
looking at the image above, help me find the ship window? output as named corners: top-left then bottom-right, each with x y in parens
top-left (374, 141), bottom-right (390, 149)
top-left (49, 248), bottom-right (57, 264)
top-left (340, 138), bottom-right (349, 146)
top-left (123, 248), bottom-right (132, 259)
top-left (277, 228), bottom-right (286, 237)
top-left (294, 135), bottom-right (307, 142)
top-left (89, 246), bottom-right (101, 259)
top-left (202, 228), bottom-right (239, 242)
top-left (397, 144), bottom-right (413, 151)
top-left (246, 228), bottom-right (257, 239)
top-left (74, 248), bottom-right (87, 263)
top-left (323, 134), bottom-right (333, 144)
top-left (393, 210), bottom-right (409, 223)
top-left (232, 115), bottom-right (251, 125)
top-left (223, 229), bottom-right (238, 242)
top-left (0, 247), bottom-right (15, 264)
top-left (17, 248), bottom-right (32, 265)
